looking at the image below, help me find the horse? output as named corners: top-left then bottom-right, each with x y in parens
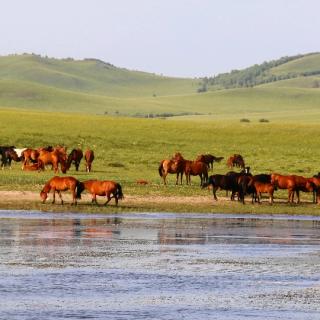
top-left (67, 148), bottom-right (83, 171)
top-left (21, 148), bottom-right (40, 167)
top-left (77, 180), bottom-right (123, 206)
top-left (203, 174), bottom-right (241, 201)
top-left (227, 154), bottom-right (245, 169)
top-left (38, 148), bottom-right (68, 173)
top-left (184, 160), bottom-right (208, 186)
top-left (1, 148), bottom-right (21, 169)
top-left (159, 153), bottom-right (186, 185)
top-left (196, 154), bottom-right (224, 170)
top-left (84, 149), bottom-right (94, 172)
top-left (271, 173), bottom-right (297, 203)
top-left (252, 181), bottom-right (276, 204)
top-left (291, 175), bottom-right (316, 204)
top-left (0, 146), bottom-right (16, 169)
top-left (40, 176), bottom-right (81, 205)
top-left (23, 160), bottom-right (45, 172)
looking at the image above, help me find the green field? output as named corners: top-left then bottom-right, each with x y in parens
top-left (0, 108), bottom-right (319, 214)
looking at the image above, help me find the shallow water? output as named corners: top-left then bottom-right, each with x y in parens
top-left (0, 211), bottom-right (320, 320)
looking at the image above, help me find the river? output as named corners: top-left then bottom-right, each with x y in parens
top-left (0, 211), bottom-right (320, 319)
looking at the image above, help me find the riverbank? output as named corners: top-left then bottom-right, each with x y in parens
top-left (0, 190), bottom-right (319, 215)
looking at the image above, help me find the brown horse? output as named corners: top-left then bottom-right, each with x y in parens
top-left (159, 153), bottom-right (186, 185)
top-left (271, 173), bottom-right (298, 203)
top-left (84, 149), bottom-right (94, 172)
top-left (23, 160), bottom-right (45, 172)
top-left (67, 148), bottom-right (83, 171)
top-left (184, 160), bottom-right (208, 186)
top-left (21, 148), bottom-right (40, 168)
top-left (40, 176), bottom-right (81, 205)
top-left (77, 180), bottom-right (123, 205)
top-left (253, 181), bottom-right (275, 204)
top-left (227, 154), bottom-right (245, 169)
top-left (196, 154), bottom-right (224, 170)
top-left (38, 148), bottom-right (68, 173)
top-left (291, 175), bottom-right (316, 204)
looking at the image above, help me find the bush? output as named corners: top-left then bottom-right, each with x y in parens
top-left (240, 118), bottom-right (250, 123)
top-left (259, 118), bottom-right (270, 123)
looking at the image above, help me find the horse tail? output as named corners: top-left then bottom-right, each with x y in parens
top-left (76, 181), bottom-right (85, 199)
top-left (116, 183), bottom-right (124, 200)
top-left (158, 161), bottom-right (164, 177)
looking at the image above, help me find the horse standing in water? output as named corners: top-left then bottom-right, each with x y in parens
top-left (84, 149), bottom-right (94, 172)
top-left (77, 180), bottom-right (123, 206)
top-left (40, 176), bottom-right (81, 205)
top-left (67, 148), bottom-right (83, 171)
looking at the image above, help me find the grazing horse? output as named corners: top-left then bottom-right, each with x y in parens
top-left (77, 180), bottom-right (123, 206)
top-left (159, 153), bottom-right (186, 185)
top-left (196, 154), bottom-right (224, 170)
top-left (227, 154), bottom-right (245, 169)
top-left (38, 149), bottom-right (68, 173)
top-left (67, 148), bottom-right (83, 171)
top-left (40, 176), bottom-right (81, 205)
top-left (84, 149), bottom-right (94, 172)
top-left (184, 160), bottom-right (208, 186)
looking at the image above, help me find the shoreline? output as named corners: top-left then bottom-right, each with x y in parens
top-left (0, 190), bottom-right (319, 216)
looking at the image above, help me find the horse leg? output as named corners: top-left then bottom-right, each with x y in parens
top-left (114, 194), bottom-right (119, 206)
top-left (57, 191), bottom-right (64, 205)
top-left (270, 192), bottom-right (274, 205)
top-left (296, 190), bottom-right (300, 204)
top-left (71, 188), bottom-right (77, 205)
top-left (91, 194), bottom-right (98, 205)
top-left (163, 173), bottom-right (167, 185)
top-left (104, 192), bottom-right (112, 205)
top-left (52, 188), bottom-right (56, 204)
top-left (212, 187), bottom-right (218, 201)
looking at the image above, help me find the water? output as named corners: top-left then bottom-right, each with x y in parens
top-left (0, 211), bottom-right (320, 320)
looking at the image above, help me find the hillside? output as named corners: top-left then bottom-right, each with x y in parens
top-left (0, 54), bottom-right (197, 97)
top-left (0, 53), bottom-right (320, 120)
top-left (202, 52), bottom-right (320, 90)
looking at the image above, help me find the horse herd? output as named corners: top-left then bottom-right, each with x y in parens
top-left (0, 145), bottom-right (123, 206)
top-left (159, 152), bottom-right (320, 205)
top-left (1, 146), bottom-right (319, 206)
top-left (0, 145), bottom-right (94, 173)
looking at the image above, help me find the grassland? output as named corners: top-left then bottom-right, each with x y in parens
top-left (0, 53), bottom-right (320, 121)
top-left (0, 108), bottom-right (320, 215)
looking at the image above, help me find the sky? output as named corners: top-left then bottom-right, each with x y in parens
top-left (0, 0), bottom-right (319, 78)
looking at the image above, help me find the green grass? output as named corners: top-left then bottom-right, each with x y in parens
top-left (0, 108), bottom-right (320, 215)
top-left (271, 53), bottom-right (320, 75)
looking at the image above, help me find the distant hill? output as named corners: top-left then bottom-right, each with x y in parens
top-left (201, 52), bottom-right (320, 91)
top-left (1, 53), bottom-right (320, 121)
top-left (0, 54), bottom-right (197, 97)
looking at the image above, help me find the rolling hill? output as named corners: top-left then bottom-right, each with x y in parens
top-left (0, 53), bottom-right (320, 120)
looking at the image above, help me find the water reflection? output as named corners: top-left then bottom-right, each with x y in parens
top-left (1, 212), bottom-right (320, 320)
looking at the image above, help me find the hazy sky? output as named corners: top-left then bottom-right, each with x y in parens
top-left (0, 0), bottom-right (319, 77)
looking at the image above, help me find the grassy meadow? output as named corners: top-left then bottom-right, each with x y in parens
top-left (0, 108), bottom-right (320, 215)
